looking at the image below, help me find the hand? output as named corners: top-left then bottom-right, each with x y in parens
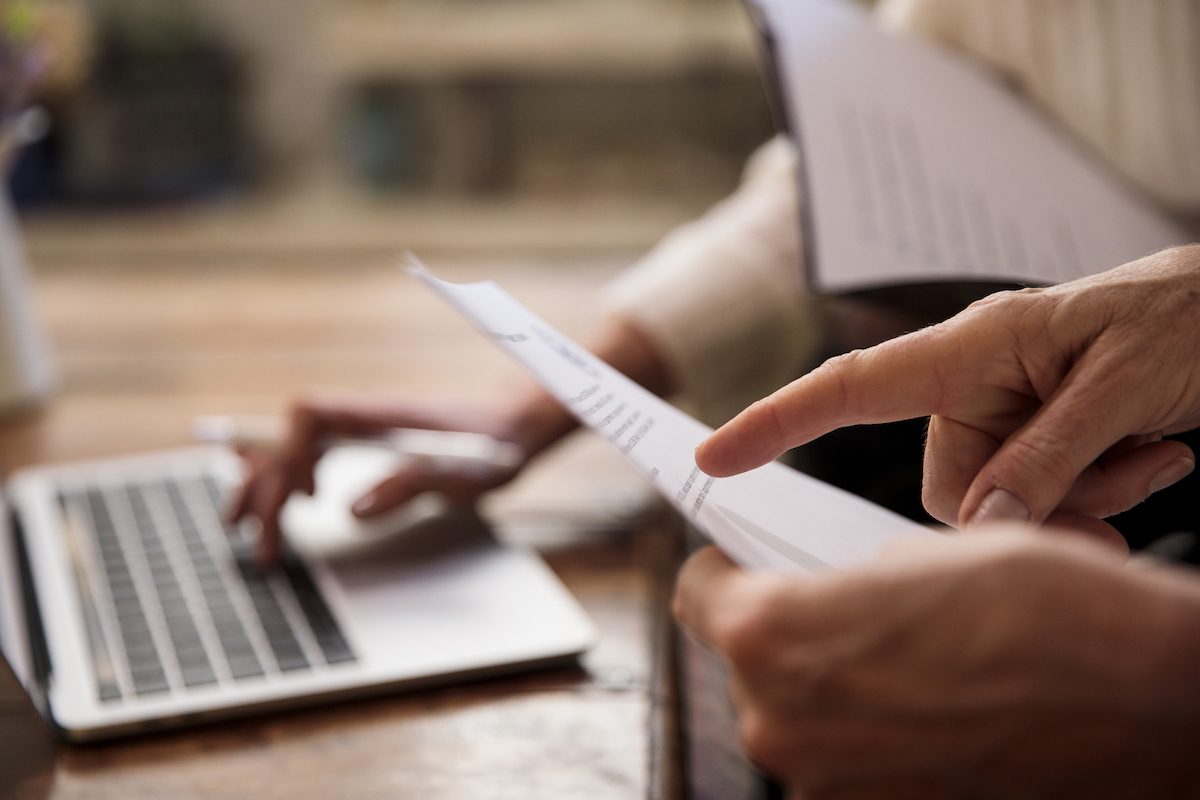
top-left (673, 530), bottom-right (1200, 798)
top-left (232, 313), bottom-right (676, 565)
top-left (696, 245), bottom-right (1200, 533)
top-left (232, 390), bottom-right (573, 566)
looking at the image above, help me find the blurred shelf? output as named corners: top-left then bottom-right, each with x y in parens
top-left (319, 1), bottom-right (761, 81)
top-left (19, 189), bottom-right (715, 266)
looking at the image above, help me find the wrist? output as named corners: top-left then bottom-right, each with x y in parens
top-left (495, 384), bottom-right (578, 461)
top-left (491, 316), bottom-right (674, 462)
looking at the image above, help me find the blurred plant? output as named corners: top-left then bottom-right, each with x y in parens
top-left (0, 1), bottom-right (91, 169)
top-left (0, 2), bottom-right (46, 117)
top-left (0, 3), bottom-right (47, 169)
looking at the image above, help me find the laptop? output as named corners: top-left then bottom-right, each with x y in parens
top-left (0, 445), bottom-right (597, 741)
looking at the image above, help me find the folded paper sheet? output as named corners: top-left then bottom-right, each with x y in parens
top-left (413, 263), bottom-right (934, 575)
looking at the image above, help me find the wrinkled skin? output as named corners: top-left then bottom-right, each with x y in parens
top-left (683, 248), bottom-right (1200, 795)
top-left (674, 530), bottom-right (1200, 799)
top-left (697, 246), bottom-right (1200, 539)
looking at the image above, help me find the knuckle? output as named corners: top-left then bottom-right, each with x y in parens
top-left (824, 349), bottom-right (863, 370)
top-left (964, 288), bottom-right (1014, 312)
top-left (963, 286), bottom-right (1041, 321)
top-left (826, 349), bottom-right (867, 381)
top-left (287, 398), bottom-right (330, 444)
top-left (749, 396), bottom-right (787, 441)
top-left (1002, 435), bottom-right (1078, 493)
top-left (816, 351), bottom-right (862, 387)
top-left (815, 350), bottom-right (863, 418)
top-left (287, 397), bottom-right (317, 424)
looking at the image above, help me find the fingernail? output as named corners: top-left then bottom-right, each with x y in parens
top-left (352, 491), bottom-right (376, 516)
top-left (969, 488), bottom-right (1031, 528)
top-left (1149, 457), bottom-right (1195, 495)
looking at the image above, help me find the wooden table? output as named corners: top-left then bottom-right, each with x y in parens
top-left (0, 254), bottom-right (685, 799)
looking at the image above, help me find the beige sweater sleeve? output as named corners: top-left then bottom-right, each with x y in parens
top-left (600, 137), bottom-right (823, 426)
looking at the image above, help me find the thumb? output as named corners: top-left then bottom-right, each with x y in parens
top-left (350, 463), bottom-right (511, 518)
top-left (351, 470), bottom-right (441, 518)
top-left (671, 546), bottom-right (746, 645)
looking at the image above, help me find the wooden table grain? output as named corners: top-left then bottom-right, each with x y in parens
top-left (0, 255), bottom-right (685, 800)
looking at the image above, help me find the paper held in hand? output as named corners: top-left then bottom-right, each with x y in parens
top-left (411, 260), bottom-right (933, 575)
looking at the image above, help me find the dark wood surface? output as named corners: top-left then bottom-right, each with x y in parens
top-left (0, 256), bottom-right (685, 799)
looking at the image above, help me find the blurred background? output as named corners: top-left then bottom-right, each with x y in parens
top-left (11, 0), bottom-right (777, 260)
top-left (0, 0), bottom-right (782, 503)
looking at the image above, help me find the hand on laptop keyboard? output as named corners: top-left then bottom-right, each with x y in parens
top-left (231, 395), bottom-right (552, 566)
top-left (63, 475), bottom-right (357, 702)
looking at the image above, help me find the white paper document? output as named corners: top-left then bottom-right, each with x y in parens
top-left (414, 266), bottom-right (932, 575)
top-left (751, 0), bottom-right (1190, 293)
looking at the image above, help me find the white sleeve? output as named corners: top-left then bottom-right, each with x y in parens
top-left (601, 136), bottom-right (823, 426)
top-left (876, 0), bottom-right (1200, 215)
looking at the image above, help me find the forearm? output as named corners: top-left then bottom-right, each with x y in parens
top-left (602, 138), bottom-right (822, 426)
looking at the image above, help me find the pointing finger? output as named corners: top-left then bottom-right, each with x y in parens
top-left (697, 327), bottom-right (965, 477)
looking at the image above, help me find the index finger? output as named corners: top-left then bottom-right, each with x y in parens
top-left (695, 327), bottom-right (961, 477)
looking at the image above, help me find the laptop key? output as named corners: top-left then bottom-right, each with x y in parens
top-left (132, 675), bottom-right (170, 696)
top-left (279, 555), bottom-right (356, 666)
top-left (164, 481), bottom-right (268, 682)
top-left (275, 653), bottom-right (310, 672)
top-left (72, 473), bottom-right (358, 699)
top-left (227, 654), bottom-right (265, 680)
top-left (198, 480), bottom-right (358, 665)
top-left (236, 562), bottom-right (309, 672)
top-left (127, 485), bottom-right (222, 693)
top-left (181, 665), bottom-right (218, 687)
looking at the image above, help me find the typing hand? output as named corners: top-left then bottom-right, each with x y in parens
top-left (233, 315), bottom-right (674, 566)
top-left (672, 529), bottom-right (1200, 798)
top-left (696, 245), bottom-right (1200, 540)
top-left (232, 392), bottom-right (569, 566)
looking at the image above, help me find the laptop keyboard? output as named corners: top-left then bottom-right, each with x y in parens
top-left (60, 474), bottom-right (355, 702)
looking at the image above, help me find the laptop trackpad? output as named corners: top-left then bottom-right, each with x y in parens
top-left (323, 509), bottom-right (592, 672)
